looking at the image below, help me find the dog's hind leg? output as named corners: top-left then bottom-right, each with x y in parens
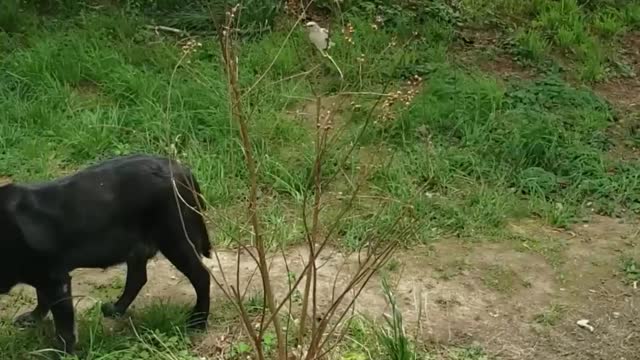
top-left (157, 230), bottom-right (210, 330)
top-left (101, 255), bottom-right (150, 318)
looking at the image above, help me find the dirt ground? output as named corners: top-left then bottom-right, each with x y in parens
top-left (0, 215), bottom-right (637, 359)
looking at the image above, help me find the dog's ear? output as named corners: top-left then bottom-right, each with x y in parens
top-left (12, 199), bottom-right (57, 254)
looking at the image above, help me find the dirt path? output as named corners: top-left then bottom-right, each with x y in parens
top-left (0, 216), bottom-right (638, 359)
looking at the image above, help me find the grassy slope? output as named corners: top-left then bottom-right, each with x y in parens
top-left (0, 0), bottom-right (639, 359)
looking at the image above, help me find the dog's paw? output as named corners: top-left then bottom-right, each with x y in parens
top-left (54, 332), bottom-right (76, 357)
top-left (14, 312), bottom-right (39, 328)
top-left (100, 303), bottom-right (124, 318)
top-left (186, 313), bottom-right (208, 331)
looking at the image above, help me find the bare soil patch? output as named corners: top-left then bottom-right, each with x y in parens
top-left (453, 27), bottom-right (534, 81)
top-left (1, 215), bottom-right (637, 358)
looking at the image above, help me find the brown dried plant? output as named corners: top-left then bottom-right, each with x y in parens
top-left (167, 3), bottom-right (420, 360)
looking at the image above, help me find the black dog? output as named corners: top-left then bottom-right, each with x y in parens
top-left (0, 154), bottom-right (212, 354)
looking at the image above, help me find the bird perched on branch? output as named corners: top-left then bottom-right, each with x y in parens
top-left (304, 21), bottom-right (343, 80)
top-left (304, 21), bottom-right (334, 52)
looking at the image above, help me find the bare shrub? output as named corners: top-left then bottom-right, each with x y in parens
top-left (169, 4), bottom-right (421, 359)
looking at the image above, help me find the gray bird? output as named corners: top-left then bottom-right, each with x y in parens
top-left (304, 21), bottom-right (334, 53)
top-left (303, 21), bottom-right (343, 79)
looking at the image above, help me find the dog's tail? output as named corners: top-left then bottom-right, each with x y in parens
top-left (191, 173), bottom-right (212, 259)
top-left (179, 169), bottom-right (212, 259)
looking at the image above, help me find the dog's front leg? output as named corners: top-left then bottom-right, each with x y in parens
top-left (42, 275), bottom-right (77, 355)
top-left (14, 289), bottom-right (51, 327)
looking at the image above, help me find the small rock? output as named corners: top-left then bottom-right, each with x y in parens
top-left (577, 319), bottom-right (594, 332)
top-left (612, 312), bottom-right (621, 318)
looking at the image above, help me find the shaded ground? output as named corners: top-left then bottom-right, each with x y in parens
top-left (1, 215), bottom-right (637, 359)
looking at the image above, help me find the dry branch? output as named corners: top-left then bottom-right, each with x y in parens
top-left (217, 5), bottom-right (286, 360)
top-left (158, 2), bottom-right (424, 359)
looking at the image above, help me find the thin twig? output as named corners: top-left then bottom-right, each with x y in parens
top-left (241, 0), bottom-right (315, 99)
top-left (144, 24), bottom-right (188, 35)
top-left (218, 6), bottom-right (286, 359)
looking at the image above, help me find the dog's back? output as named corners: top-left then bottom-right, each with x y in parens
top-left (9, 154), bottom-right (211, 272)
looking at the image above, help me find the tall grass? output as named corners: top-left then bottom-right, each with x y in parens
top-left (377, 277), bottom-right (416, 360)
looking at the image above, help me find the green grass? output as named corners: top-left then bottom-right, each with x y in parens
top-left (377, 277), bottom-right (417, 360)
top-left (1, 0), bottom-right (640, 358)
top-left (620, 256), bottom-right (640, 284)
top-left (463, 0), bottom-right (640, 81)
top-left (533, 303), bottom-right (567, 327)
top-left (445, 346), bottom-right (489, 360)
top-left (0, 302), bottom-right (196, 360)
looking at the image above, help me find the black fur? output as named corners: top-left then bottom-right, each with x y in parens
top-left (0, 154), bottom-right (212, 354)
